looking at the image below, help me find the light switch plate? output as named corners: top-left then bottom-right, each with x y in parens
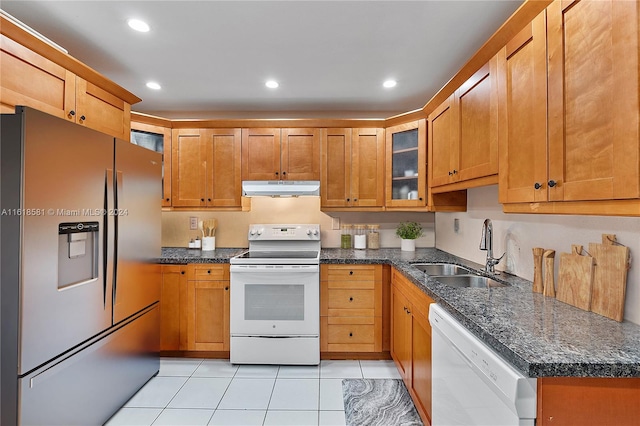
top-left (189, 216), bottom-right (198, 230)
top-left (332, 217), bottom-right (340, 230)
top-left (453, 218), bottom-right (460, 233)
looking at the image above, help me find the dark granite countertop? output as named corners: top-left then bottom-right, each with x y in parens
top-left (159, 246), bottom-right (640, 378)
top-left (159, 247), bottom-right (246, 264)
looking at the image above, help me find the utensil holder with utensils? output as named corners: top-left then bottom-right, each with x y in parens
top-left (201, 218), bottom-right (218, 251)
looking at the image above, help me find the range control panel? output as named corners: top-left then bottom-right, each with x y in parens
top-left (247, 224), bottom-right (320, 241)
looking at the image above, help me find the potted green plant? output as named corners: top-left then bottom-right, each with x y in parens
top-left (396, 221), bottom-right (423, 252)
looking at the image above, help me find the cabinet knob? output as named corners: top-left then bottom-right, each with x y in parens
top-left (349, 297), bottom-right (353, 302)
top-left (548, 180), bottom-right (557, 188)
top-left (201, 198), bottom-right (205, 202)
top-left (353, 198), bottom-right (358, 202)
top-left (275, 171), bottom-right (279, 176)
top-left (225, 286), bottom-right (229, 291)
top-left (406, 309), bottom-right (411, 315)
top-left (207, 198), bottom-right (211, 202)
top-left (346, 198), bottom-right (350, 202)
top-left (403, 306), bottom-right (407, 311)
top-left (80, 115), bottom-right (86, 121)
top-left (181, 271), bottom-right (185, 275)
top-left (448, 171), bottom-right (453, 176)
top-left (68, 110), bottom-right (76, 118)
top-left (453, 169), bottom-right (457, 174)
top-left (534, 182), bottom-right (542, 189)
top-left (282, 171), bottom-right (286, 176)
top-left (349, 271), bottom-right (353, 275)
top-left (349, 332), bottom-right (353, 337)
top-left (165, 198), bottom-right (170, 202)
top-left (207, 270), bottom-right (211, 274)
top-left (419, 197), bottom-right (423, 201)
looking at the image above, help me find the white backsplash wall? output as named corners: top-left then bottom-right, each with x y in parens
top-left (435, 185), bottom-right (640, 325)
top-left (162, 197), bottom-right (435, 249)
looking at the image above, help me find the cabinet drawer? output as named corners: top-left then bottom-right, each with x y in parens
top-left (324, 265), bottom-right (379, 281)
top-left (328, 289), bottom-right (374, 310)
top-left (188, 264), bottom-right (229, 281)
top-left (327, 324), bottom-right (375, 344)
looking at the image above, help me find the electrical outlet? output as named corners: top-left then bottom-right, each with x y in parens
top-left (332, 217), bottom-right (340, 230)
top-left (189, 216), bottom-right (198, 230)
top-left (453, 218), bottom-right (460, 234)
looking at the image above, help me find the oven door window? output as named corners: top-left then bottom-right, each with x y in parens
top-left (245, 284), bottom-right (304, 321)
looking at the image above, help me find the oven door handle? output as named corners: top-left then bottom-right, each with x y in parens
top-left (230, 264), bottom-right (319, 273)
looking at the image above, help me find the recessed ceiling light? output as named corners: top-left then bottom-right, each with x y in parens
top-left (128, 19), bottom-right (150, 33)
top-left (265, 80), bottom-right (279, 89)
top-left (146, 81), bottom-right (161, 90)
top-left (383, 79), bottom-right (397, 88)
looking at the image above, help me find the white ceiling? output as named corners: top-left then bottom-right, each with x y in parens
top-left (1, 1), bottom-right (523, 119)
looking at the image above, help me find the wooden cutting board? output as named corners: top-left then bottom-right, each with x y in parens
top-left (589, 234), bottom-right (630, 322)
top-left (556, 245), bottom-right (594, 311)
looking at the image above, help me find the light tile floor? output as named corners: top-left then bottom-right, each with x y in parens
top-left (106, 358), bottom-right (401, 426)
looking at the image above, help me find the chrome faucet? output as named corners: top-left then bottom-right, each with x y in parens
top-left (479, 219), bottom-right (504, 274)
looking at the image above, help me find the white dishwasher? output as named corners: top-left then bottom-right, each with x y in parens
top-left (429, 304), bottom-right (537, 426)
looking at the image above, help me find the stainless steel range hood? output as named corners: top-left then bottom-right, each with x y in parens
top-left (242, 180), bottom-right (320, 197)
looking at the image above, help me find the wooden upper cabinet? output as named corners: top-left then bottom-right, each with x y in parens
top-left (351, 128), bottom-right (385, 207)
top-left (498, 11), bottom-right (548, 204)
top-left (455, 57), bottom-right (498, 183)
top-left (281, 128), bottom-right (320, 180)
top-left (321, 128), bottom-right (352, 208)
top-left (385, 120), bottom-right (427, 208)
top-left (204, 128), bottom-right (242, 207)
top-left (172, 128), bottom-right (242, 208)
top-left (546, 0), bottom-right (639, 202)
top-left (242, 128), bottom-right (320, 181)
top-left (429, 94), bottom-right (456, 188)
top-left (320, 127), bottom-right (384, 210)
top-left (0, 35), bottom-right (75, 118)
top-left (0, 34), bottom-right (133, 140)
top-left (75, 78), bottom-right (131, 141)
top-left (131, 121), bottom-right (173, 207)
top-left (429, 57), bottom-right (498, 190)
top-left (242, 128), bottom-right (281, 180)
top-left (172, 129), bottom-right (206, 207)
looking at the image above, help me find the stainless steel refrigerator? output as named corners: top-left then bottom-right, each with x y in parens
top-left (1, 107), bottom-right (162, 425)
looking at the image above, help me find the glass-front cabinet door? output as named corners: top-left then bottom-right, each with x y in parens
top-left (385, 119), bottom-right (427, 207)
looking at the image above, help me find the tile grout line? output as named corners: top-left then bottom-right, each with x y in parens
top-left (152, 358), bottom-right (205, 425)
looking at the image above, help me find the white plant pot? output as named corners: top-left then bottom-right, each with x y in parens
top-left (401, 238), bottom-right (416, 252)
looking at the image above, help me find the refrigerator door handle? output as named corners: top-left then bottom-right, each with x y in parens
top-left (113, 170), bottom-right (123, 305)
top-left (104, 169), bottom-right (114, 309)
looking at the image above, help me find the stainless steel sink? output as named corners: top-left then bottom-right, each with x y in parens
top-left (411, 263), bottom-right (473, 275)
top-left (432, 275), bottom-right (509, 289)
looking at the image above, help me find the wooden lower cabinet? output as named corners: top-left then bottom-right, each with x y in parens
top-left (320, 264), bottom-right (387, 354)
top-left (537, 377), bottom-right (640, 425)
top-left (160, 265), bottom-right (188, 351)
top-left (186, 264), bottom-right (230, 351)
top-left (391, 268), bottom-right (434, 425)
